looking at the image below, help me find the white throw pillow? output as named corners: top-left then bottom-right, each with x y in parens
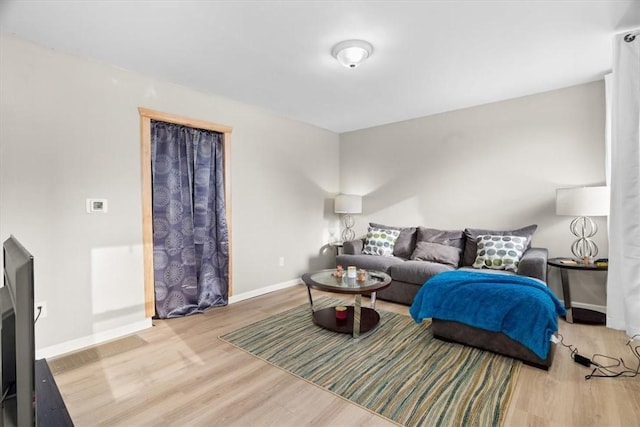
top-left (472, 235), bottom-right (526, 272)
top-left (363, 227), bottom-right (400, 257)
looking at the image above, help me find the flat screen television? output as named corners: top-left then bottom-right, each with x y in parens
top-left (1, 236), bottom-right (35, 426)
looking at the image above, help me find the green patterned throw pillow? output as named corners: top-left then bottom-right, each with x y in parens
top-left (472, 235), bottom-right (526, 272)
top-left (363, 227), bottom-right (401, 257)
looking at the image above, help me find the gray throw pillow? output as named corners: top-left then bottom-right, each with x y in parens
top-left (411, 241), bottom-right (462, 267)
top-left (416, 227), bottom-right (465, 251)
top-left (369, 222), bottom-right (416, 259)
top-left (462, 224), bottom-right (537, 267)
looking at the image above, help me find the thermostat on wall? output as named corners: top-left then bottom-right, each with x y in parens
top-left (86, 198), bottom-right (108, 213)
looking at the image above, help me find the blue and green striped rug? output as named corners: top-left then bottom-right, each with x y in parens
top-left (220, 299), bottom-right (520, 427)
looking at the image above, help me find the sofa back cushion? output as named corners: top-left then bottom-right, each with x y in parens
top-left (417, 227), bottom-right (466, 249)
top-left (413, 227), bottom-right (465, 267)
top-left (369, 223), bottom-right (416, 259)
top-left (462, 224), bottom-right (537, 267)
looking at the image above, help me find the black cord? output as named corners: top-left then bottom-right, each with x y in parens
top-left (556, 333), bottom-right (640, 380)
top-left (34, 305), bottom-right (42, 324)
top-left (555, 333), bottom-right (579, 359)
top-left (585, 335), bottom-right (640, 380)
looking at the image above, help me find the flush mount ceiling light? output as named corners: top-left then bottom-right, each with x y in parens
top-left (331, 40), bottom-right (373, 68)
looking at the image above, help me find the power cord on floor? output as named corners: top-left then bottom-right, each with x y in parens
top-left (555, 333), bottom-right (579, 358)
top-left (555, 333), bottom-right (640, 380)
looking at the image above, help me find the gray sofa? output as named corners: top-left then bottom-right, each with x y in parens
top-left (336, 223), bottom-right (548, 305)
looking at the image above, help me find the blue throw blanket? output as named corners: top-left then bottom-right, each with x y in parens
top-left (409, 270), bottom-right (566, 360)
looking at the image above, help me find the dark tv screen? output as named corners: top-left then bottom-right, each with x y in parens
top-left (1, 236), bottom-right (35, 426)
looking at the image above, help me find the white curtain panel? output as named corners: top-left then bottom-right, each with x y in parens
top-left (607, 31), bottom-right (640, 336)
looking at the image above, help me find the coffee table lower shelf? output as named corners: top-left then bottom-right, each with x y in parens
top-left (312, 306), bottom-right (380, 335)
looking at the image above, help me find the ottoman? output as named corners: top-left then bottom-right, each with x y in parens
top-left (410, 270), bottom-right (566, 370)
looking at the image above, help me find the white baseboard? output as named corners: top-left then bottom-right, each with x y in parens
top-left (36, 279), bottom-right (302, 360)
top-left (229, 278), bottom-right (301, 304)
top-left (36, 318), bottom-right (152, 360)
top-left (560, 300), bottom-right (606, 314)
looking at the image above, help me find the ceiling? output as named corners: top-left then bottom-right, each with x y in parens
top-left (1, 1), bottom-right (639, 133)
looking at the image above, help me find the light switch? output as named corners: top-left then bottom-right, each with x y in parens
top-left (86, 198), bottom-right (108, 213)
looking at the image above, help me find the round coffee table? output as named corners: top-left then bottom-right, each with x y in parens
top-left (301, 269), bottom-right (391, 338)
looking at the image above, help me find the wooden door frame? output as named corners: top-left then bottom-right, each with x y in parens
top-left (138, 107), bottom-right (233, 317)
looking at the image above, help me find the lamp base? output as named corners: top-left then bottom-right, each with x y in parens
top-left (341, 214), bottom-right (355, 242)
top-left (569, 216), bottom-right (599, 259)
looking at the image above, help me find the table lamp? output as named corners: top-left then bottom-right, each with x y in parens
top-left (555, 186), bottom-right (609, 261)
top-left (334, 194), bottom-right (362, 242)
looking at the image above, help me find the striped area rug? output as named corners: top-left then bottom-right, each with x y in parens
top-left (220, 299), bottom-right (521, 427)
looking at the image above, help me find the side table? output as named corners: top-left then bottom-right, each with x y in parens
top-left (547, 257), bottom-right (607, 325)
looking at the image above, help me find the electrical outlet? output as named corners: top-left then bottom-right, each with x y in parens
top-left (35, 301), bottom-right (47, 319)
top-left (279, 256), bottom-right (285, 267)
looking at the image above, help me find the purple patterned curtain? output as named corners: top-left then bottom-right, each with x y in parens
top-left (151, 120), bottom-right (229, 318)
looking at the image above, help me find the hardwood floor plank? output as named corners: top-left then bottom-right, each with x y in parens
top-left (503, 320), bottom-right (640, 427)
top-left (49, 284), bottom-right (640, 426)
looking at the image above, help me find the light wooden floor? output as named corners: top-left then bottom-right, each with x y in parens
top-left (50, 285), bottom-right (640, 427)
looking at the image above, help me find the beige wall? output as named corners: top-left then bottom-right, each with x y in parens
top-left (339, 81), bottom-right (608, 307)
top-left (0, 34), bottom-right (339, 355)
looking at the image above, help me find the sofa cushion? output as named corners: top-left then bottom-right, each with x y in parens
top-left (417, 227), bottom-right (465, 249)
top-left (411, 241), bottom-right (461, 268)
top-left (389, 260), bottom-right (455, 285)
top-left (343, 239), bottom-right (364, 255)
top-left (363, 226), bottom-right (401, 257)
top-left (416, 227), bottom-right (465, 266)
top-left (370, 223), bottom-right (417, 259)
top-left (462, 224), bottom-right (537, 267)
top-left (336, 254), bottom-right (405, 274)
top-left (472, 235), bottom-right (527, 272)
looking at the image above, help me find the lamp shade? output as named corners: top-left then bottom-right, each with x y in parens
top-left (556, 186), bottom-right (610, 217)
top-left (334, 194), bottom-right (362, 214)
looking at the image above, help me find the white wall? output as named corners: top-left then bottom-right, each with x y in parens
top-left (0, 33), bottom-right (609, 357)
top-left (0, 34), bottom-right (340, 356)
top-left (339, 81), bottom-right (608, 307)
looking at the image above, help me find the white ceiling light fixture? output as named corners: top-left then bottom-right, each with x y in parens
top-left (331, 40), bottom-right (373, 69)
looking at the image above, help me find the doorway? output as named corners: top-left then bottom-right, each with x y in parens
top-left (138, 108), bottom-right (233, 317)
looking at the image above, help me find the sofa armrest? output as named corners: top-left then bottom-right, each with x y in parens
top-left (517, 247), bottom-right (548, 283)
top-left (343, 239), bottom-right (365, 255)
